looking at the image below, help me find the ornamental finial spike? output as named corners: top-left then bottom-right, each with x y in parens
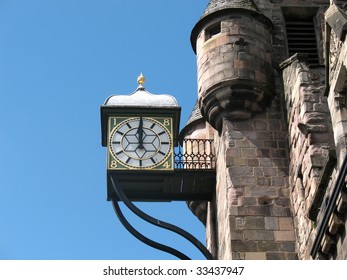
top-left (137, 73), bottom-right (146, 85)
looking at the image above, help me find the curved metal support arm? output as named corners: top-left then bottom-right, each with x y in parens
top-left (110, 177), bottom-right (213, 260)
top-left (111, 198), bottom-right (190, 260)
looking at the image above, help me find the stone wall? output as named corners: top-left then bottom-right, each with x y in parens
top-left (211, 97), bottom-right (296, 259)
top-left (316, 3), bottom-right (347, 259)
top-left (281, 55), bottom-right (335, 259)
top-left (190, 0), bottom-right (347, 260)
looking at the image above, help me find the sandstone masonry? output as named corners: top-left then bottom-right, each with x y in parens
top-left (186, 0), bottom-right (347, 259)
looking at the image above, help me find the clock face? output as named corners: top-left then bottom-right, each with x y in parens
top-left (108, 117), bottom-right (173, 170)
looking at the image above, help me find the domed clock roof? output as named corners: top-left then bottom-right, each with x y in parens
top-left (103, 74), bottom-right (179, 108)
top-left (100, 74), bottom-right (181, 147)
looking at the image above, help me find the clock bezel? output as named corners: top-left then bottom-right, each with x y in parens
top-left (101, 106), bottom-right (181, 147)
top-left (107, 115), bottom-right (174, 171)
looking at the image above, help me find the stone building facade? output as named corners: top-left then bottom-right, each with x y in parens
top-left (185, 0), bottom-right (347, 259)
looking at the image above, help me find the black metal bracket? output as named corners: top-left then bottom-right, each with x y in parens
top-left (111, 199), bottom-right (190, 260)
top-left (110, 176), bottom-right (213, 260)
top-left (310, 154), bottom-right (347, 258)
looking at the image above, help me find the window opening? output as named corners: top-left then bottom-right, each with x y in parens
top-left (285, 18), bottom-right (319, 64)
top-left (206, 23), bottom-right (221, 40)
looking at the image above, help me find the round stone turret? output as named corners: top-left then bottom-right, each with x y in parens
top-left (191, 0), bottom-right (274, 131)
top-left (180, 101), bottom-right (215, 226)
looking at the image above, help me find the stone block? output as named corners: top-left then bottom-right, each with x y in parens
top-left (265, 217), bottom-right (279, 230)
top-left (256, 149), bottom-right (270, 158)
top-left (242, 148), bottom-right (257, 157)
top-left (277, 140), bottom-right (288, 149)
top-left (313, 102), bottom-right (329, 112)
top-left (257, 241), bottom-right (279, 251)
top-left (226, 147), bottom-right (241, 158)
top-left (273, 231), bottom-right (296, 241)
top-left (229, 166), bottom-right (253, 176)
top-left (227, 186), bottom-right (244, 205)
top-left (238, 196), bottom-right (257, 206)
top-left (266, 252), bottom-right (287, 260)
top-left (255, 71), bottom-right (267, 83)
top-left (301, 92), bottom-right (319, 103)
top-left (271, 176), bottom-right (285, 187)
top-left (270, 206), bottom-right (287, 216)
top-left (248, 186), bottom-right (278, 197)
top-left (263, 140), bottom-right (278, 148)
top-left (271, 148), bottom-right (287, 158)
top-left (247, 158), bottom-right (259, 166)
top-left (239, 176), bottom-right (257, 186)
top-left (246, 205), bottom-right (271, 216)
top-left (262, 167), bottom-right (278, 176)
top-left (229, 206), bottom-right (239, 216)
top-left (244, 230), bottom-right (274, 241)
top-left (231, 252), bottom-right (245, 260)
top-left (279, 242), bottom-right (296, 252)
top-left (229, 131), bottom-right (244, 139)
top-left (308, 133), bottom-right (334, 145)
top-left (243, 131), bottom-right (258, 140)
top-left (279, 217), bottom-right (294, 230)
top-left (231, 240), bottom-right (258, 252)
top-left (259, 158), bottom-right (273, 167)
top-left (238, 68), bottom-right (255, 79)
top-left (245, 252), bottom-right (267, 260)
top-left (233, 157), bottom-right (247, 166)
top-left (245, 216), bottom-right (265, 229)
top-left (275, 198), bottom-right (291, 207)
top-left (256, 131), bottom-right (273, 140)
top-left (230, 230), bottom-right (244, 241)
top-left (231, 176), bottom-right (255, 187)
top-left (235, 217), bottom-right (246, 229)
top-left (253, 119), bottom-right (268, 130)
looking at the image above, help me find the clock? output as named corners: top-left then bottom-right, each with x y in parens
top-left (108, 116), bottom-right (173, 170)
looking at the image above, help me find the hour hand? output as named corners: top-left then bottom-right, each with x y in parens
top-left (136, 117), bottom-right (144, 149)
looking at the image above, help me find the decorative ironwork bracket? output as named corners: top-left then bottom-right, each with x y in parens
top-left (111, 199), bottom-right (190, 260)
top-left (110, 176), bottom-right (214, 260)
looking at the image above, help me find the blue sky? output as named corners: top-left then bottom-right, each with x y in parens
top-left (0, 0), bottom-right (210, 260)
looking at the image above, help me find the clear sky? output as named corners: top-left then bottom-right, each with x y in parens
top-left (0, 0), bottom-right (210, 260)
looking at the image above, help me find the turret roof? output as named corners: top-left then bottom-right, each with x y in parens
top-left (202, 0), bottom-right (259, 18)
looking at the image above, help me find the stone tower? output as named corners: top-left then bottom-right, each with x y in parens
top-left (190, 0), bottom-right (296, 260)
top-left (187, 0), bottom-right (347, 260)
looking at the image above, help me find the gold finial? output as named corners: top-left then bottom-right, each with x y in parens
top-left (137, 73), bottom-right (146, 85)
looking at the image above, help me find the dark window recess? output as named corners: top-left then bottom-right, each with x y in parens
top-left (286, 19), bottom-right (319, 64)
top-left (206, 23), bottom-right (221, 40)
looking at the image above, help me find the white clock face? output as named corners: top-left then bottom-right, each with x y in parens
top-left (109, 117), bottom-right (172, 169)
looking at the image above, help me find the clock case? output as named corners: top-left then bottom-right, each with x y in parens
top-left (101, 105), bottom-right (189, 201)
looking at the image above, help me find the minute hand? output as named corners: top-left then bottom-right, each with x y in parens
top-left (137, 117), bottom-right (144, 149)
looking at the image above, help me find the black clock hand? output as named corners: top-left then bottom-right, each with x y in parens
top-left (137, 117), bottom-right (144, 149)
